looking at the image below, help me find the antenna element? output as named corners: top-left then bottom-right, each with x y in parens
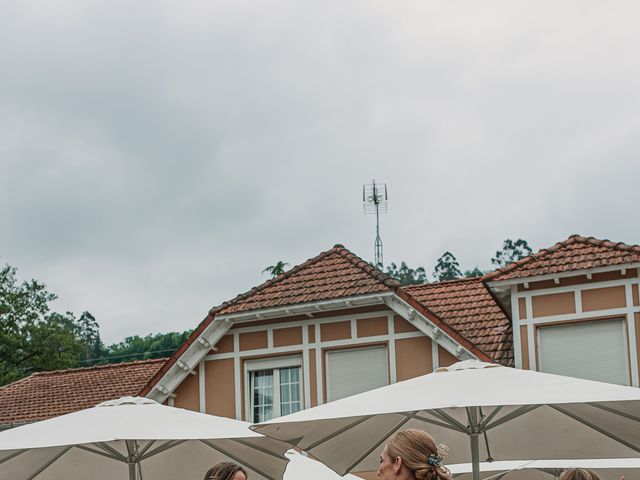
top-left (362, 180), bottom-right (388, 269)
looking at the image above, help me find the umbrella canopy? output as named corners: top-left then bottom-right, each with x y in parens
top-left (448, 459), bottom-right (640, 480)
top-left (0, 396), bottom-right (290, 480)
top-left (284, 451), bottom-right (360, 480)
top-left (252, 361), bottom-right (640, 480)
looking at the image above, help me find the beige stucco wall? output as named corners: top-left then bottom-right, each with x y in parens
top-left (204, 358), bottom-right (235, 418)
top-left (273, 326), bottom-right (303, 347)
top-left (531, 292), bottom-right (576, 318)
top-left (170, 308), bottom-right (466, 419)
top-left (172, 368), bottom-right (199, 411)
top-left (395, 336), bottom-right (432, 381)
top-left (581, 286), bottom-right (627, 312)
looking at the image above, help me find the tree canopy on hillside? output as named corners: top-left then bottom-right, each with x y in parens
top-left (433, 252), bottom-right (463, 281)
top-left (491, 239), bottom-right (533, 268)
top-left (0, 263), bottom-right (102, 385)
top-left (385, 262), bottom-right (427, 285)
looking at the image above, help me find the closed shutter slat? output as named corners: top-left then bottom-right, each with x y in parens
top-left (326, 346), bottom-right (389, 402)
top-left (538, 318), bottom-right (629, 386)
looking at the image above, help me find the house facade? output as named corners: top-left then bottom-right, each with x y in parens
top-left (140, 245), bottom-right (511, 422)
top-left (2, 234), bottom-right (638, 429)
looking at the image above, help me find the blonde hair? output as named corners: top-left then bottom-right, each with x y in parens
top-left (560, 469), bottom-right (601, 480)
top-left (386, 429), bottom-right (452, 480)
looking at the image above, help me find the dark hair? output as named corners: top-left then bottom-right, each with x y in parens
top-left (204, 461), bottom-right (248, 480)
top-left (560, 469), bottom-right (601, 480)
top-left (386, 429), bottom-right (452, 480)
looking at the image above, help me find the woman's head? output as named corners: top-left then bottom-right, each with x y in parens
top-left (560, 469), bottom-right (601, 480)
top-left (203, 462), bottom-right (248, 480)
top-left (378, 429), bottom-right (451, 480)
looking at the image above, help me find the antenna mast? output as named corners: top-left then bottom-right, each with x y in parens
top-left (362, 180), bottom-right (388, 269)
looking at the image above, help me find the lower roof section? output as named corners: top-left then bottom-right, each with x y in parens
top-left (0, 358), bottom-right (166, 428)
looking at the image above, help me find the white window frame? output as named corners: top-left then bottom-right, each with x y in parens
top-left (244, 355), bottom-right (302, 422)
top-left (325, 345), bottom-right (389, 403)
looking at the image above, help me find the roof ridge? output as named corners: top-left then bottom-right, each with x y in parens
top-left (484, 234), bottom-right (640, 281)
top-left (483, 235), bottom-right (577, 280)
top-left (209, 245), bottom-right (341, 315)
top-left (402, 277), bottom-right (480, 291)
top-left (332, 246), bottom-right (401, 288)
top-left (29, 358), bottom-right (168, 377)
top-left (210, 244), bottom-right (399, 315)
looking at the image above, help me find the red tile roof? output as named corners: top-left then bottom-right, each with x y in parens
top-left (485, 235), bottom-right (640, 282)
top-left (402, 278), bottom-right (513, 366)
top-left (0, 358), bottom-right (166, 426)
top-left (217, 245), bottom-right (400, 314)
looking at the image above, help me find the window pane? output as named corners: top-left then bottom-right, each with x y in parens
top-left (279, 366), bottom-right (301, 417)
top-left (251, 369), bottom-right (274, 422)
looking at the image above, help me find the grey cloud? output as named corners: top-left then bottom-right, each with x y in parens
top-left (1, 0), bottom-right (639, 341)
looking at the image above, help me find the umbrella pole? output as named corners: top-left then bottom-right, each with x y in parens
top-left (128, 462), bottom-right (137, 480)
top-left (468, 407), bottom-right (481, 480)
top-left (470, 433), bottom-right (480, 480)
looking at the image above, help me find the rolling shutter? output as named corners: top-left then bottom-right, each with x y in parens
top-left (537, 318), bottom-right (629, 385)
top-left (325, 346), bottom-right (389, 402)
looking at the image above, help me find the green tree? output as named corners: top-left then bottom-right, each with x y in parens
top-left (75, 311), bottom-right (106, 362)
top-left (385, 262), bottom-right (427, 285)
top-left (0, 263), bottom-right (98, 385)
top-left (103, 330), bottom-right (192, 364)
top-left (491, 239), bottom-right (533, 268)
top-left (464, 267), bottom-right (485, 278)
top-left (262, 261), bottom-right (289, 278)
top-left (433, 252), bottom-right (463, 281)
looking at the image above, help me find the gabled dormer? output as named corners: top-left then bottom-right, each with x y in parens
top-left (485, 235), bottom-right (640, 387)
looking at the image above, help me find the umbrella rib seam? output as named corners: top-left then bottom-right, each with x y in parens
top-left (344, 411), bottom-right (419, 473)
top-left (588, 402), bottom-right (640, 423)
top-left (230, 438), bottom-right (287, 460)
top-left (75, 444), bottom-right (124, 462)
top-left (479, 406), bottom-right (503, 431)
top-left (139, 440), bottom-right (187, 461)
top-left (96, 441), bottom-right (128, 461)
top-left (200, 440), bottom-right (278, 480)
top-left (483, 405), bottom-right (540, 432)
top-left (430, 409), bottom-right (468, 432)
top-left (26, 446), bottom-right (72, 480)
top-left (412, 414), bottom-right (467, 433)
top-left (306, 415), bottom-right (374, 450)
top-left (551, 405), bottom-right (640, 454)
top-left (0, 449), bottom-right (27, 466)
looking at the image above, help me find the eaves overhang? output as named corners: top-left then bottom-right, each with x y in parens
top-left (143, 293), bottom-right (394, 403)
top-left (215, 291), bottom-right (394, 323)
top-left (485, 263), bottom-right (640, 289)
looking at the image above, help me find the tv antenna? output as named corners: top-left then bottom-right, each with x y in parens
top-left (362, 180), bottom-right (388, 269)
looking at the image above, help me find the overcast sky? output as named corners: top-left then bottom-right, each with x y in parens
top-left (1, 1), bottom-right (639, 343)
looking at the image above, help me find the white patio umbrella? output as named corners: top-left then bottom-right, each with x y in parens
top-left (284, 451), bottom-right (360, 480)
top-left (252, 361), bottom-right (640, 480)
top-left (0, 396), bottom-right (290, 480)
top-left (448, 458), bottom-right (640, 480)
